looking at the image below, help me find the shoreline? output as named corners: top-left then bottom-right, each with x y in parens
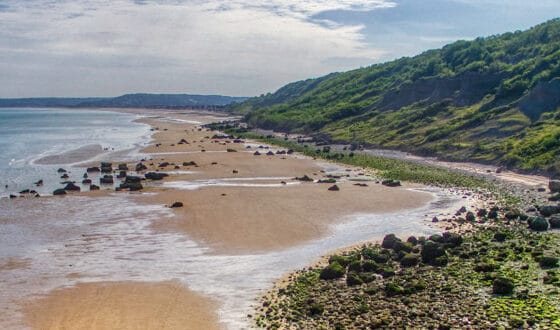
top-left (2, 108), bottom-right (493, 329)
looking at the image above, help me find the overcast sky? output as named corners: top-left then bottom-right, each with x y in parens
top-left (0, 0), bottom-right (558, 98)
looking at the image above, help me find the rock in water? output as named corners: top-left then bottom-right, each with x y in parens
top-left (90, 184), bottom-right (100, 191)
top-left (145, 172), bottom-right (169, 180)
top-left (53, 189), bottom-right (66, 196)
top-left (170, 202), bottom-right (183, 208)
top-left (64, 182), bottom-right (81, 191)
top-left (128, 182), bottom-right (143, 191)
top-left (125, 176), bottom-right (142, 184)
top-left (135, 163), bottom-right (148, 171)
top-left (99, 175), bottom-right (114, 184)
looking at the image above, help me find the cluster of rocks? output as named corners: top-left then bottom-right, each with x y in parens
top-left (256, 227), bottom-right (560, 329)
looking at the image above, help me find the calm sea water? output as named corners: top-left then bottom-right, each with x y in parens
top-left (0, 108), bottom-right (151, 197)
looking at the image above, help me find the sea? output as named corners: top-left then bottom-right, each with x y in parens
top-left (0, 108), bottom-right (151, 198)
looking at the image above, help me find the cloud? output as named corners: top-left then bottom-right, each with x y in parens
top-left (0, 0), bottom-right (394, 97)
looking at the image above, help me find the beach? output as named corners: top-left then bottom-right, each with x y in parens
top-left (0, 109), bottom-right (472, 329)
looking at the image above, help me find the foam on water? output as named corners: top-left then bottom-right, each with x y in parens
top-left (163, 177), bottom-right (298, 190)
top-left (0, 188), bottom-right (462, 329)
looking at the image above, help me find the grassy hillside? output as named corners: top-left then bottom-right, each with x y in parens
top-left (230, 19), bottom-right (560, 175)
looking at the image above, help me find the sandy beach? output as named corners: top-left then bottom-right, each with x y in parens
top-left (3, 109), bottom-right (467, 329)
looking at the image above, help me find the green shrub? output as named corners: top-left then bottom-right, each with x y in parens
top-left (320, 261), bottom-right (345, 280)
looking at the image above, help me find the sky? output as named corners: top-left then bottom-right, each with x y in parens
top-left (0, 0), bottom-right (559, 98)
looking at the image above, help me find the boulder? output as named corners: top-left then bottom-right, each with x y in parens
top-left (539, 205), bottom-right (560, 217)
top-left (528, 217), bottom-right (549, 231)
top-left (60, 174), bottom-right (69, 179)
top-left (9, 194), bottom-right (17, 199)
top-left (57, 168), bottom-right (67, 173)
top-left (64, 182), bottom-right (81, 191)
top-left (53, 189), bottom-right (66, 196)
top-left (87, 167), bottom-right (100, 173)
top-left (118, 163), bottom-right (129, 171)
top-left (128, 182), bottom-right (143, 191)
top-left (145, 172), bottom-right (169, 180)
top-left (183, 161), bottom-right (197, 166)
top-left (82, 179), bottom-right (92, 184)
top-left (90, 184), bottom-right (100, 191)
top-left (381, 234), bottom-right (401, 249)
top-left (100, 166), bottom-right (112, 173)
top-left (549, 180), bottom-right (560, 193)
top-left (549, 214), bottom-right (560, 228)
top-left (226, 148), bottom-right (237, 152)
top-left (421, 241), bottom-right (446, 264)
top-left (253, 151), bottom-right (261, 156)
top-left (19, 189), bottom-right (30, 194)
top-left (125, 176), bottom-right (142, 184)
top-left (328, 185), bottom-right (340, 191)
top-left (493, 277), bottom-right (514, 295)
top-left (382, 179), bottom-right (401, 187)
top-left (170, 202), bottom-right (183, 208)
top-left (99, 175), bottom-right (114, 184)
top-left (400, 254), bottom-right (420, 267)
top-left (135, 163), bottom-right (148, 171)
top-left (158, 162), bottom-right (169, 168)
top-left (295, 175), bottom-right (313, 182)
top-left (117, 171), bottom-right (127, 178)
top-left (266, 151), bottom-right (274, 156)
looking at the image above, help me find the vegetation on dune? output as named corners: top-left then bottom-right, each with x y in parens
top-left (228, 19), bottom-right (560, 175)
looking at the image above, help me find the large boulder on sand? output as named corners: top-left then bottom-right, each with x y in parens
top-left (64, 182), bottom-right (81, 191)
top-left (549, 180), bottom-right (560, 193)
top-left (145, 172), bottom-right (169, 180)
top-left (53, 189), bottom-right (66, 196)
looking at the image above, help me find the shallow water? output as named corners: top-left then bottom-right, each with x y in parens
top-left (0, 187), bottom-right (463, 329)
top-left (0, 108), bottom-right (151, 198)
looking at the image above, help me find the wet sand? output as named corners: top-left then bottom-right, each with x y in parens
top-left (23, 281), bottom-right (220, 330)
top-left (14, 109), bottom-right (448, 329)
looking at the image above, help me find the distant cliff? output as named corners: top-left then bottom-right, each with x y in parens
top-left (0, 93), bottom-right (247, 109)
